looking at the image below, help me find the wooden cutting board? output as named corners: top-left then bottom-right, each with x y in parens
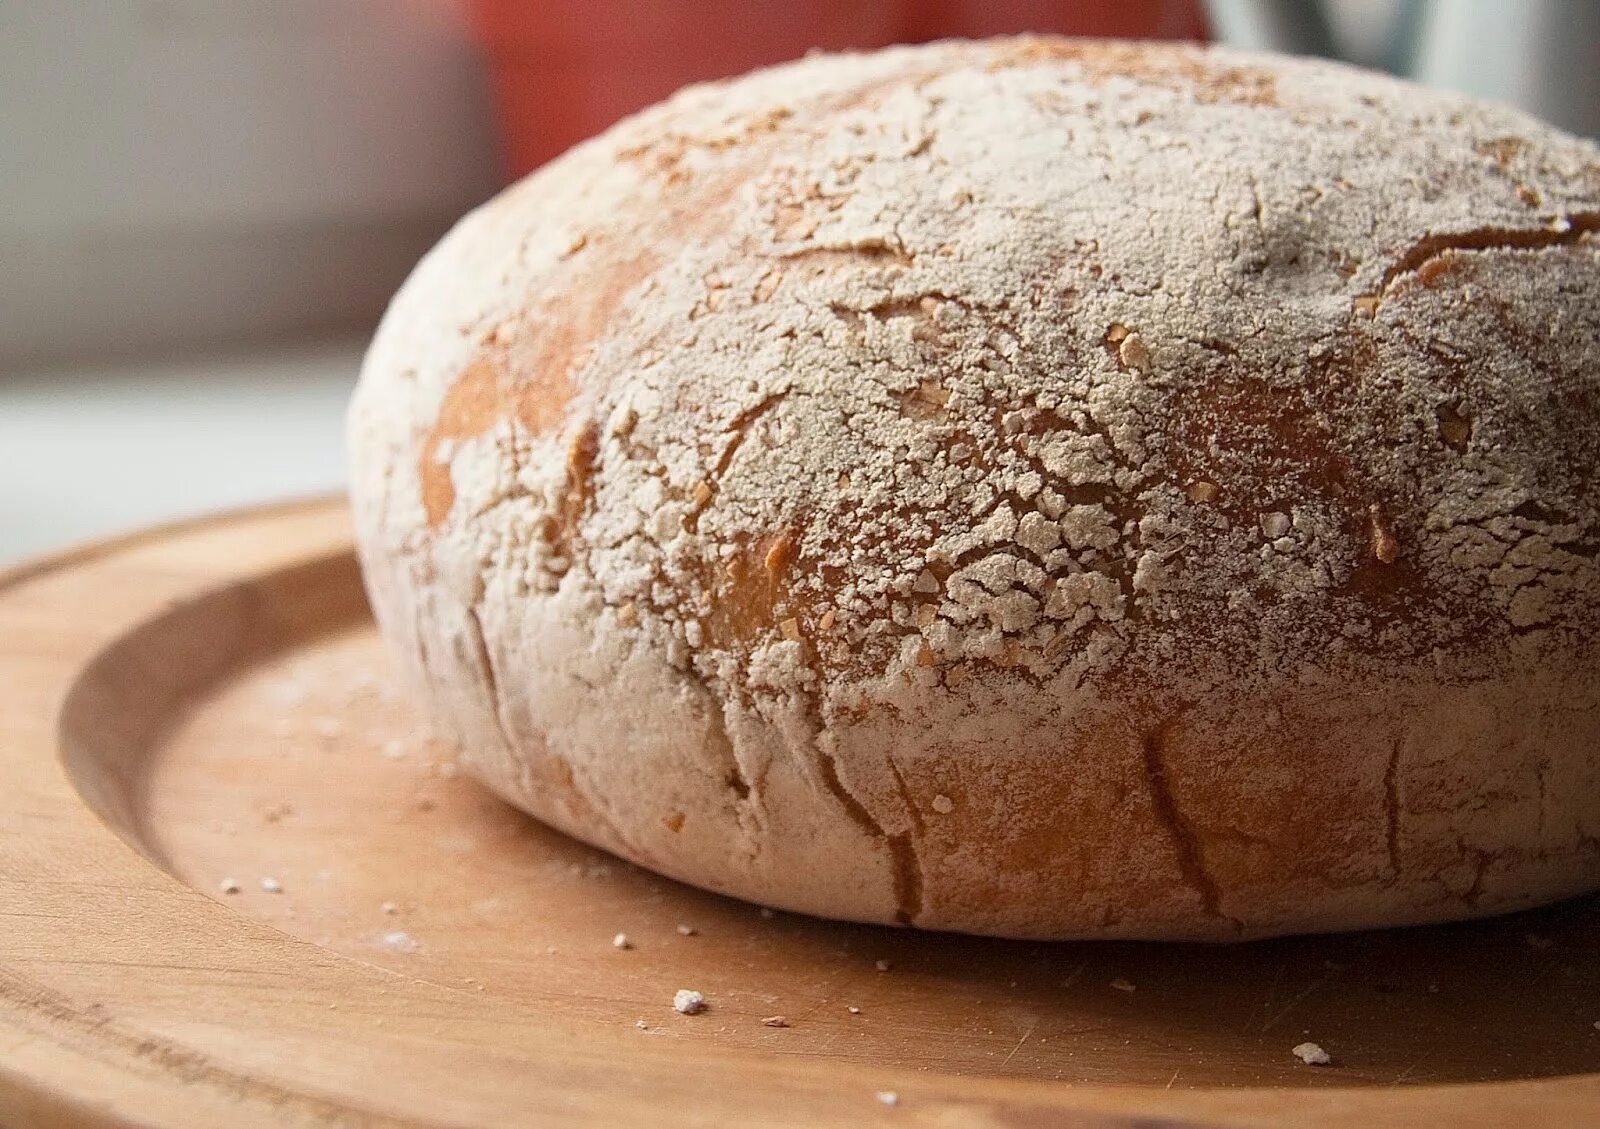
top-left (2, 497), bottom-right (1597, 1128)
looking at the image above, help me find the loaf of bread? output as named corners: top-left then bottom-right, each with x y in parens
top-left (349, 37), bottom-right (1600, 939)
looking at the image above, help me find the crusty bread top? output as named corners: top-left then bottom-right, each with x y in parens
top-left (352, 37), bottom-right (1600, 719)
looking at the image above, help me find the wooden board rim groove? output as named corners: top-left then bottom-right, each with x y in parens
top-left (0, 965), bottom-right (398, 1129)
top-left (2, 497), bottom-right (1598, 1128)
top-left (0, 494), bottom-right (342, 597)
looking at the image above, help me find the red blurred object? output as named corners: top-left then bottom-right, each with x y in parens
top-left (466, 0), bottom-right (1210, 177)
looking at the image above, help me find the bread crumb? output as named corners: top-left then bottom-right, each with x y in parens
top-left (759, 907), bottom-right (775, 919)
top-left (875, 959), bottom-right (892, 972)
top-left (1110, 978), bottom-right (1136, 992)
top-left (1437, 402), bottom-right (1473, 450)
top-left (673, 989), bottom-right (707, 1015)
top-left (1118, 332), bottom-right (1151, 372)
top-left (912, 568), bottom-right (941, 594)
top-left (260, 876), bottom-right (283, 893)
top-left (691, 480), bottom-right (713, 507)
top-left (1292, 1041), bottom-right (1332, 1066)
top-left (219, 878), bottom-right (241, 895)
top-left (817, 608), bottom-right (837, 631)
top-left (779, 616), bottom-right (802, 642)
top-left (1367, 502), bottom-right (1399, 563)
top-left (764, 533), bottom-right (796, 578)
top-left (761, 1015), bottom-right (791, 1027)
top-left (615, 601), bottom-right (638, 627)
top-left (848, 1006), bottom-right (862, 1015)
top-left (613, 932), bottom-right (633, 950)
top-left (931, 794), bottom-right (955, 814)
top-left (636, 1019), bottom-right (649, 1030)
top-left (676, 923), bottom-right (698, 936)
top-left (876, 1091), bottom-right (899, 1107)
top-left (382, 931), bottom-right (418, 953)
top-left (1186, 479), bottom-right (1220, 503)
top-left (380, 901), bottom-right (398, 915)
top-left (1260, 512), bottom-right (1291, 539)
top-left (609, 404), bottom-right (638, 438)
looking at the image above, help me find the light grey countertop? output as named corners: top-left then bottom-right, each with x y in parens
top-left (0, 338), bottom-right (363, 565)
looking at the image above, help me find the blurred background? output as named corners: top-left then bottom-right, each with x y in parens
top-left (2, 0), bottom-right (1597, 562)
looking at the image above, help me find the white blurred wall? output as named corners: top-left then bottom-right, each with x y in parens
top-left (1409, 0), bottom-right (1600, 138)
top-left (6, 0), bottom-right (1591, 375)
top-left (1208, 0), bottom-right (1600, 137)
top-left (0, 0), bottom-right (500, 371)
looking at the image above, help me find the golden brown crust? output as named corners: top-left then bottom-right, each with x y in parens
top-left (350, 37), bottom-right (1600, 939)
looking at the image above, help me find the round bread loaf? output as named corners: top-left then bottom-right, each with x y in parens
top-left (349, 37), bottom-right (1600, 940)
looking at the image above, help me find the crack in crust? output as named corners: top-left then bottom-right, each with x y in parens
top-left (712, 391), bottom-right (791, 479)
top-left (1140, 717), bottom-right (1242, 932)
top-left (701, 696), bottom-right (764, 858)
top-left (1362, 213), bottom-right (1600, 305)
top-left (543, 420), bottom-right (601, 568)
top-left (885, 758), bottom-right (927, 926)
top-left (813, 745), bottom-right (921, 925)
top-left (886, 832), bottom-right (923, 926)
top-left (469, 603), bottom-right (649, 864)
top-left (464, 605), bottom-right (514, 753)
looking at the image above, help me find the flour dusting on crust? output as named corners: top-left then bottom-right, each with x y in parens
top-left (350, 38), bottom-right (1600, 939)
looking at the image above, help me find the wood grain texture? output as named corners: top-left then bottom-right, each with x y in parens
top-left (2, 498), bottom-right (1598, 1127)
